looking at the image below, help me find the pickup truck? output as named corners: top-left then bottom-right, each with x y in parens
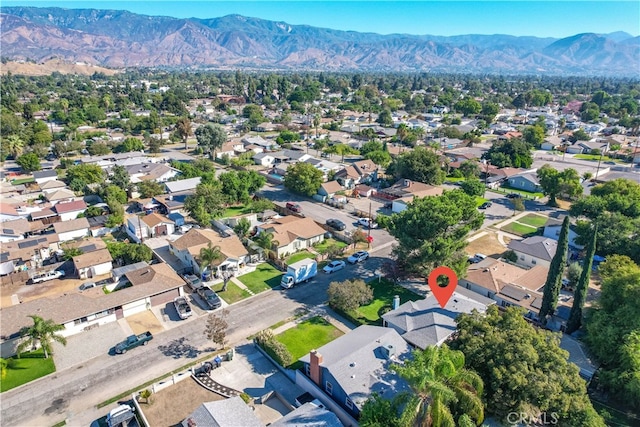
top-left (115, 331), bottom-right (153, 354)
top-left (30, 270), bottom-right (65, 284)
top-left (173, 296), bottom-right (192, 320)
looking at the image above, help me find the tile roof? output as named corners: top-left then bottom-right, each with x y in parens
top-left (258, 216), bottom-right (326, 246)
top-left (508, 236), bottom-right (558, 262)
top-left (54, 200), bottom-right (87, 214)
top-left (72, 248), bottom-right (113, 269)
top-left (0, 203), bottom-right (19, 216)
top-left (53, 217), bottom-right (90, 234)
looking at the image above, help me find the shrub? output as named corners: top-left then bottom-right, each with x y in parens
top-left (255, 329), bottom-right (293, 367)
top-left (328, 279), bottom-right (373, 313)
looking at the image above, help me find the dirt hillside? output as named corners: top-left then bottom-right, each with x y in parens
top-left (1, 59), bottom-right (120, 76)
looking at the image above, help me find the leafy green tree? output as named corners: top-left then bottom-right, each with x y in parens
top-left (283, 162), bottom-right (323, 196)
top-left (248, 197), bottom-right (275, 213)
top-left (65, 164), bottom-right (104, 191)
top-left (275, 130), bottom-right (300, 145)
top-left (62, 247), bottom-right (83, 261)
top-left (458, 160), bottom-right (480, 179)
top-left (482, 139), bottom-right (532, 168)
top-left (452, 306), bottom-right (605, 426)
top-left (184, 183), bottom-right (226, 226)
top-left (327, 279), bottom-right (373, 313)
top-left (175, 117), bottom-right (192, 150)
top-left (392, 345), bottom-right (484, 427)
top-left (376, 109), bottom-right (393, 126)
top-left (387, 147), bottom-right (446, 185)
top-left (114, 137), bottom-right (144, 153)
top-left (110, 165), bottom-right (131, 192)
top-left (103, 185), bottom-right (128, 204)
top-left (16, 152), bottom-right (41, 172)
top-left (16, 315), bottom-right (67, 359)
top-left (566, 225), bottom-right (597, 334)
top-left (388, 190), bottom-right (483, 278)
top-left (566, 262), bottom-right (583, 289)
top-left (2, 135), bottom-right (25, 158)
top-left (137, 180), bottom-right (165, 198)
top-left (219, 170), bottom-right (266, 204)
top-left (360, 393), bottom-right (411, 427)
top-left (84, 206), bottom-right (104, 218)
top-left (359, 140), bottom-right (384, 157)
top-left (233, 217), bottom-right (252, 239)
top-left (539, 216), bottom-right (570, 320)
top-left (195, 123), bottom-right (227, 158)
top-left (106, 241), bottom-right (153, 265)
top-left (537, 165), bottom-right (583, 206)
top-left (522, 125), bottom-right (546, 148)
top-left (87, 142), bottom-right (111, 156)
top-left (365, 150), bottom-right (391, 167)
top-left (455, 98), bottom-right (482, 116)
top-left (460, 178), bottom-right (485, 197)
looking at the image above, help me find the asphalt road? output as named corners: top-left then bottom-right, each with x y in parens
top-left (0, 246), bottom-right (392, 427)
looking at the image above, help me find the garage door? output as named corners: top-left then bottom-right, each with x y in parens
top-left (150, 289), bottom-right (180, 306)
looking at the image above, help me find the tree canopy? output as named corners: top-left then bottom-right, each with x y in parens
top-left (482, 138), bottom-right (533, 168)
top-left (451, 306), bottom-right (605, 426)
top-left (16, 152), bottom-right (42, 172)
top-left (283, 161), bottom-right (324, 196)
top-left (536, 165), bottom-right (583, 206)
top-left (388, 190), bottom-right (483, 278)
top-left (387, 147), bottom-right (446, 185)
top-left (195, 123), bottom-right (227, 158)
top-left (327, 279), bottom-right (373, 313)
top-left (184, 182), bottom-right (226, 226)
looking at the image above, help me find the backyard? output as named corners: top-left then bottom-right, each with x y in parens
top-left (237, 262), bottom-right (283, 293)
top-left (352, 278), bottom-right (422, 325)
top-left (222, 205), bottom-right (250, 218)
top-left (1, 349), bottom-right (55, 392)
top-left (276, 316), bottom-right (344, 368)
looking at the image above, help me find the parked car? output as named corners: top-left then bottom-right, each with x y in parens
top-left (347, 250), bottom-right (369, 264)
top-left (31, 270), bottom-right (65, 284)
top-left (357, 217), bottom-right (378, 229)
top-left (197, 286), bottom-right (222, 310)
top-left (114, 332), bottom-right (153, 354)
top-left (479, 202), bottom-right (492, 209)
top-left (326, 218), bottom-right (346, 231)
top-left (173, 296), bottom-right (193, 319)
top-left (468, 253), bottom-right (488, 263)
top-left (323, 260), bottom-right (346, 274)
top-left (506, 193), bottom-right (522, 199)
top-left (286, 202), bottom-right (302, 213)
top-left (182, 274), bottom-right (203, 292)
top-left (106, 404), bottom-right (135, 427)
top-left (79, 282), bottom-right (97, 291)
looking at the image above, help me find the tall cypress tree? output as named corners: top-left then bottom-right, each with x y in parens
top-left (539, 216), bottom-right (570, 321)
top-left (566, 225), bottom-right (597, 334)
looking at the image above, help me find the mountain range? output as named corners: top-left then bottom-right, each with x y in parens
top-left (1, 6), bottom-right (639, 76)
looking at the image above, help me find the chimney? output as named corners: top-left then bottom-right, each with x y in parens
top-left (309, 350), bottom-right (323, 386)
top-left (403, 179), bottom-right (411, 187)
top-left (392, 295), bottom-right (400, 310)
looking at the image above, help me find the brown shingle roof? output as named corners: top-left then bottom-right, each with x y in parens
top-left (0, 218), bottom-right (31, 236)
top-left (258, 216), bottom-right (326, 247)
top-left (320, 180), bottom-right (343, 194)
top-left (124, 263), bottom-right (183, 287)
top-left (72, 248), bottom-right (113, 269)
top-left (171, 228), bottom-right (248, 259)
top-left (53, 217), bottom-right (90, 234)
top-left (141, 213), bottom-right (173, 228)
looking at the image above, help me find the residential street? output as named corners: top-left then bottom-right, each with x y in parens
top-left (0, 246), bottom-right (392, 427)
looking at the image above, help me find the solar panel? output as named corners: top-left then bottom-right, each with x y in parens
top-left (18, 240), bottom-right (39, 249)
top-left (3, 229), bottom-right (15, 235)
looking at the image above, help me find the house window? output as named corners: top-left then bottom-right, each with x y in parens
top-left (325, 381), bottom-right (333, 396)
top-left (305, 364), bottom-right (310, 376)
top-left (345, 398), bottom-right (353, 409)
top-left (520, 256), bottom-right (525, 260)
top-left (532, 260), bottom-right (537, 265)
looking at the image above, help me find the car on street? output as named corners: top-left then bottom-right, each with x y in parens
top-left (196, 286), bottom-right (222, 310)
top-left (79, 282), bottom-right (97, 291)
top-left (479, 202), bottom-right (492, 209)
top-left (323, 260), bottom-right (346, 273)
top-left (326, 218), bottom-right (346, 231)
top-left (347, 250), bottom-right (369, 264)
top-left (357, 217), bottom-right (378, 229)
top-left (286, 202), bottom-right (302, 213)
top-left (506, 193), bottom-right (522, 199)
top-left (30, 270), bottom-right (65, 284)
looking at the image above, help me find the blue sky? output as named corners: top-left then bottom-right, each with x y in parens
top-left (3, 1), bottom-right (639, 38)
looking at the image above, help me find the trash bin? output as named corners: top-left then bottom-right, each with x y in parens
top-left (226, 349), bottom-right (234, 361)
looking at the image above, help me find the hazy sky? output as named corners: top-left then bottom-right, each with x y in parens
top-left (3, 1), bottom-right (639, 38)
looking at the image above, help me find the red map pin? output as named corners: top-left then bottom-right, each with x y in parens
top-left (428, 266), bottom-right (458, 308)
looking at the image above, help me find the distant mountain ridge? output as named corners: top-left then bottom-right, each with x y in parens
top-left (1, 6), bottom-right (638, 76)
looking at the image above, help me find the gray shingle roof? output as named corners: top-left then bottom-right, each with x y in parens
top-left (508, 236), bottom-right (558, 262)
top-left (270, 402), bottom-right (344, 427)
top-left (165, 177), bottom-right (201, 193)
top-left (382, 288), bottom-right (494, 349)
top-left (181, 396), bottom-right (263, 427)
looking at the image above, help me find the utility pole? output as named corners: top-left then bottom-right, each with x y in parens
top-left (367, 202), bottom-right (372, 249)
top-left (594, 149), bottom-right (604, 182)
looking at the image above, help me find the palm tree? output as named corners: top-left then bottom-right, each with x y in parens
top-left (199, 243), bottom-right (224, 276)
top-left (16, 315), bottom-right (67, 359)
top-left (3, 135), bottom-right (25, 158)
top-left (176, 117), bottom-right (192, 150)
top-left (393, 345), bottom-right (484, 427)
top-left (254, 231), bottom-right (278, 260)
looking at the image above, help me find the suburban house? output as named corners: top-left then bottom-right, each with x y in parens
top-left (334, 165), bottom-right (361, 188)
top-left (0, 203), bottom-right (23, 222)
top-left (0, 263), bottom-right (185, 358)
top-left (354, 184), bottom-right (376, 198)
top-left (38, 179), bottom-right (67, 194)
top-left (153, 194), bottom-right (188, 216)
top-left (170, 228), bottom-right (249, 275)
top-left (0, 218), bottom-right (31, 242)
top-left (181, 396), bottom-right (263, 427)
top-left (318, 181), bottom-right (344, 199)
top-left (0, 234), bottom-right (59, 274)
top-left (216, 140), bottom-right (246, 159)
top-left (543, 216), bottom-right (584, 250)
top-left (29, 208), bottom-right (58, 225)
top-left (242, 135), bottom-right (275, 151)
top-left (578, 140), bottom-right (610, 154)
top-left (165, 177), bottom-right (201, 194)
top-left (72, 248), bottom-right (113, 279)
top-left (88, 215), bottom-right (118, 237)
top-left (256, 216), bottom-right (326, 258)
top-left (460, 258), bottom-right (549, 320)
top-left (253, 152), bottom-right (277, 167)
top-left (45, 188), bottom-right (77, 204)
top-left (382, 288), bottom-right (495, 349)
top-left (125, 162), bottom-right (181, 183)
top-left (53, 217), bottom-right (91, 242)
top-left (270, 402), bottom-right (344, 427)
top-left (53, 200), bottom-right (87, 221)
top-left (507, 236), bottom-right (558, 268)
top-left (381, 180), bottom-right (444, 213)
top-left (296, 325), bottom-right (411, 424)
top-left (32, 170), bottom-right (58, 185)
top-left (507, 173), bottom-right (542, 193)
top-left (352, 159), bottom-right (379, 183)
top-left (126, 213), bottom-right (175, 243)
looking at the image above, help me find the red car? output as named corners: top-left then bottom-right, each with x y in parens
top-left (286, 202), bottom-right (302, 213)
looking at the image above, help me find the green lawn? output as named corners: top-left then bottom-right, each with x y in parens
top-left (286, 251), bottom-right (316, 264)
top-left (495, 186), bottom-right (544, 199)
top-left (313, 239), bottom-right (348, 255)
top-left (238, 262), bottom-right (283, 293)
top-left (574, 154), bottom-right (614, 162)
top-left (210, 282), bottom-right (252, 303)
top-left (276, 316), bottom-right (344, 367)
top-left (501, 222), bottom-right (538, 236)
top-left (222, 205), bottom-right (249, 218)
top-left (518, 213), bottom-right (548, 228)
top-left (354, 278), bottom-right (422, 324)
top-left (1, 349), bottom-right (56, 392)
top-left (445, 176), bottom-right (465, 182)
top-left (11, 177), bottom-right (36, 185)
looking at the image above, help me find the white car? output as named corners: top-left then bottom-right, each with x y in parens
top-left (79, 282), bottom-right (97, 291)
top-left (31, 270), bottom-right (65, 284)
top-left (323, 260), bottom-right (346, 274)
top-left (357, 218), bottom-right (378, 229)
top-left (347, 250), bottom-right (369, 264)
